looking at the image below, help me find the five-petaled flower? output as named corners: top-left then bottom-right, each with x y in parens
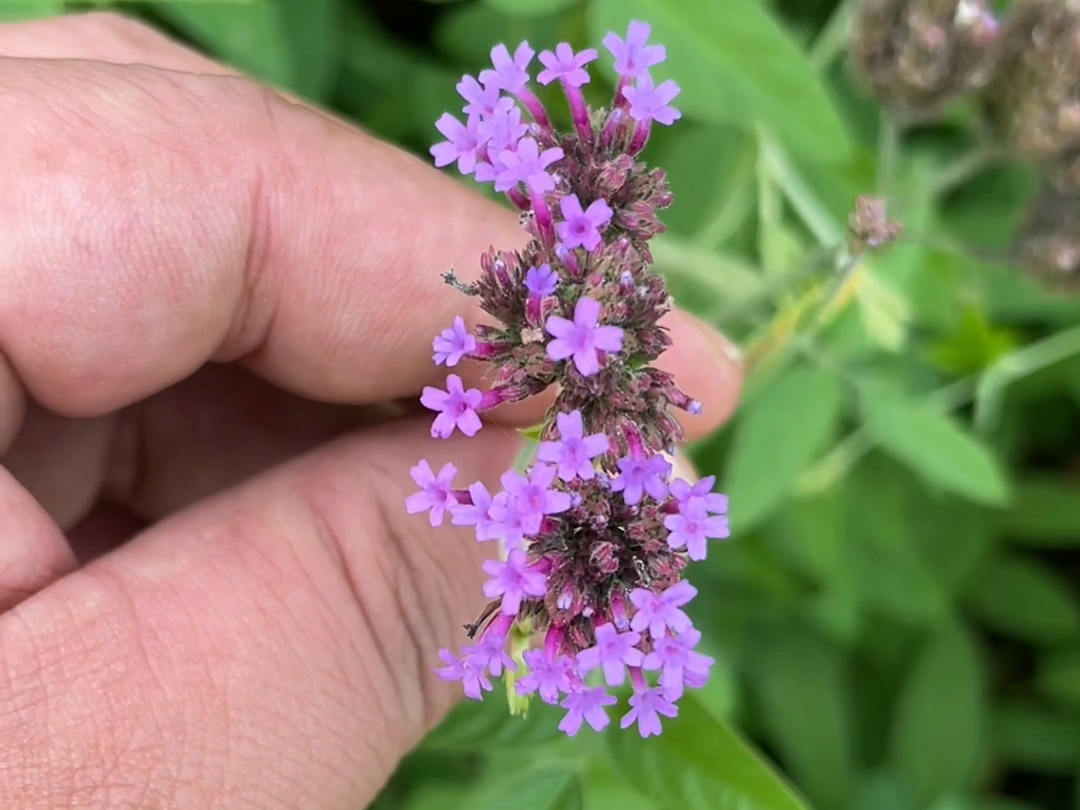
top-left (603, 21), bottom-right (666, 79)
top-left (555, 193), bottom-right (613, 251)
top-left (434, 649), bottom-right (493, 700)
top-left (495, 137), bottom-right (564, 193)
top-left (629, 581), bottom-right (697, 639)
top-left (537, 409), bottom-right (610, 481)
top-left (483, 549), bottom-right (549, 615)
top-left (621, 686), bottom-right (678, 738)
top-left (433, 316), bottom-right (476, 367)
top-left (664, 499), bottom-right (730, 560)
top-left (623, 75), bottom-right (682, 125)
top-left (482, 41), bottom-right (535, 94)
top-left (405, 460), bottom-right (458, 526)
top-left (538, 43), bottom-right (599, 87)
top-left (643, 629), bottom-right (714, 698)
top-left (430, 113), bottom-right (483, 175)
top-left (577, 623), bottom-right (644, 685)
top-left (611, 453), bottom-right (672, 505)
top-left (420, 374), bottom-right (484, 438)
top-left (545, 296), bottom-right (624, 376)
top-left (559, 687), bottom-right (618, 736)
top-left (525, 263), bottom-right (559, 298)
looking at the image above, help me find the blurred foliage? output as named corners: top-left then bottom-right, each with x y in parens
top-left (14, 0), bottom-right (1080, 808)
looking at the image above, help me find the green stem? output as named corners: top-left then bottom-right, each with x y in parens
top-left (809, 0), bottom-right (857, 70)
top-left (929, 147), bottom-right (1002, 199)
top-left (974, 324), bottom-right (1080, 431)
top-left (876, 114), bottom-right (902, 196)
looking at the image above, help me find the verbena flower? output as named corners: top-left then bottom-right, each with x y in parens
top-left (412, 23), bottom-right (730, 738)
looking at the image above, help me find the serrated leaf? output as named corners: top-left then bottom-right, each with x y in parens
top-left (590, 0), bottom-right (851, 161)
top-left (889, 622), bottom-right (985, 807)
top-left (1003, 475), bottom-right (1080, 546)
top-left (964, 554), bottom-right (1080, 645)
top-left (607, 695), bottom-right (811, 810)
top-left (154, 1), bottom-right (294, 88)
top-left (725, 363), bottom-right (844, 531)
top-left (754, 631), bottom-right (857, 810)
top-left (859, 393), bottom-right (1008, 506)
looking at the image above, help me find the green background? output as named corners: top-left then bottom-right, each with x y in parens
top-left (10, 0), bottom-right (1080, 808)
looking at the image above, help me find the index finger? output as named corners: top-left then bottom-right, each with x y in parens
top-left (0, 57), bottom-right (738, 434)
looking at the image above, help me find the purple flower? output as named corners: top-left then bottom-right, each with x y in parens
top-left (477, 99), bottom-right (527, 154)
top-left (489, 491), bottom-right (530, 549)
top-left (405, 460), bottom-right (458, 526)
top-left (525, 264), bottom-right (559, 297)
top-left (420, 374), bottom-right (484, 439)
top-left (481, 41), bottom-right (534, 95)
top-left (555, 194), bottom-right (613, 251)
top-left (517, 650), bottom-right (576, 705)
top-left (603, 21), bottom-right (666, 79)
top-left (620, 686), bottom-right (678, 738)
top-left (495, 137), bottom-right (564, 193)
top-left (559, 686), bottom-right (617, 736)
top-left (623, 75), bottom-right (682, 126)
top-left (430, 113), bottom-right (483, 175)
top-left (457, 74), bottom-right (504, 119)
top-left (434, 649), bottom-right (492, 700)
top-left (451, 481), bottom-right (501, 542)
top-left (537, 43), bottom-right (598, 87)
top-left (643, 629), bottom-right (714, 698)
top-left (537, 410), bottom-right (610, 482)
top-left (433, 316), bottom-right (477, 367)
top-left (577, 623), bottom-right (644, 686)
top-left (610, 453), bottom-right (672, 505)
top-left (664, 502), bottom-right (730, 561)
top-left (497, 464), bottom-right (572, 535)
top-left (629, 581), bottom-right (697, 639)
top-left (669, 476), bottom-right (728, 516)
top-left (545, 296), bottom-right (624, 377)
top-left (464, 632), bottom-right (517, 677)
top-left (483, 549), bottom-right (549, 615)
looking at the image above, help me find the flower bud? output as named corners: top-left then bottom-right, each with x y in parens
top-left (851, 0), bottom-right (999, 117)
top-left (984, 0), bottom-right (1080, 160)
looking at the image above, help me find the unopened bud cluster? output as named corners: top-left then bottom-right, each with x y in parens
top-left (850, 0), bottom-right (999, 118)
top-left (406, 23), bottom-right (728, 738)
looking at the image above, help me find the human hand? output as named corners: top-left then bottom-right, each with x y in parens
top-left (0, 13), bottom-right (742, 808)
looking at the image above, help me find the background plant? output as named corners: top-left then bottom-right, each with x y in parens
top-left (16, 0), bottom-right (1080, 808)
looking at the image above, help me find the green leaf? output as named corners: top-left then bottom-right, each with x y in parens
top-left (754, 631), bottom-right (857, 810)
top-left (963, 554), bottom-right (1080, 645)
top-left (859, 393), bottom-right (1008, 506)
top-left (990, 700), bottom-right (1080, 774)
top-left (580, 757), bottom-right (660, 810)
top-left (607, 695), bottom-right (811, 810)
top-left (725, 363), bottom-right (844, 531)
top-left (422, 684), bottom-right (565, 751)
top-left (1003, 475), bottom-right (1080, 546)
top-left (889, 622), bottom-right (985, 807)
top-left (0, 0), bottom-right (61, 21)
top-left (589, 0), bottom-right (851, 161)
top-left (1037, 648), bottom-right (1080, 710)
top-left (467, 761), bottom-right (581, 810)
top-left (484, 0), bottom-right (580, 16)
top-left (278, 0), bottom-right (341, 100)
top-left (154, 1), bottom-right (294, 88)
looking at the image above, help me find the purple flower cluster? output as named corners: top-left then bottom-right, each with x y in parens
top-left (412, 22), bottom-right (729, 738)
